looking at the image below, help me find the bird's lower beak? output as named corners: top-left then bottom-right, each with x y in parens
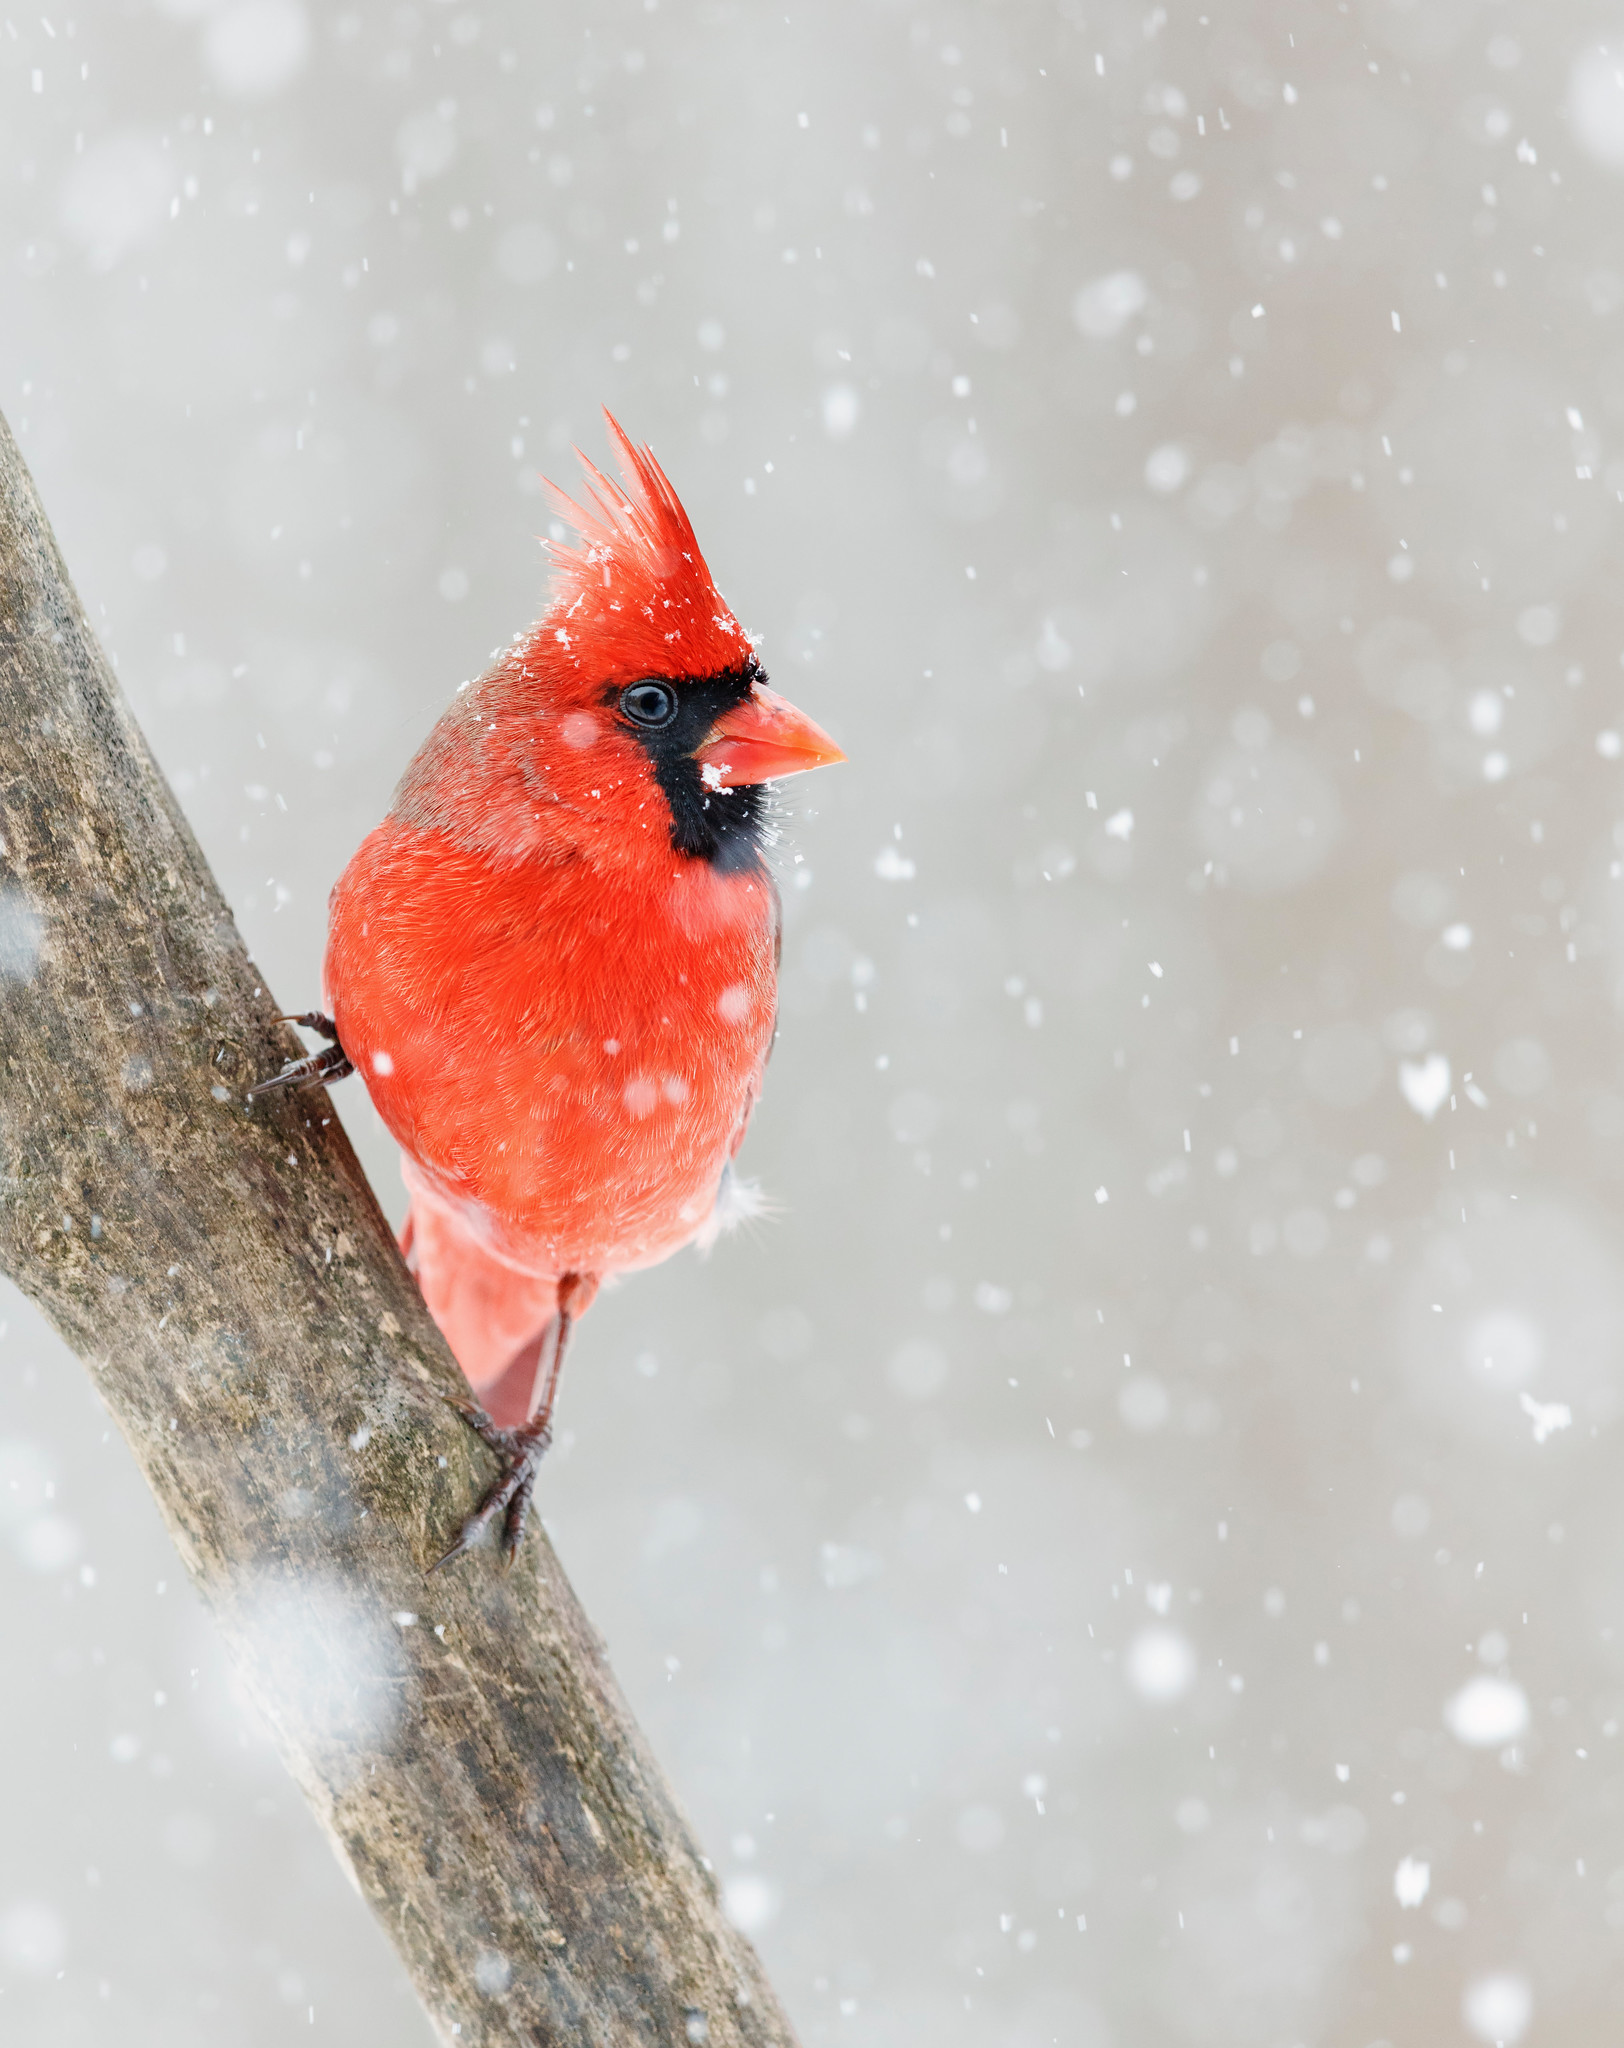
top-left (694, 684), bottom-right (846, 789)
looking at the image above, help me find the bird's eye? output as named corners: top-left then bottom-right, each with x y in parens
top-left (620, 680), bottom-right (678, 729)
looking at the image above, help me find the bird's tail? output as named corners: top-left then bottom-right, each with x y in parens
top-left (399, 1183), bottom-right (565, 1430)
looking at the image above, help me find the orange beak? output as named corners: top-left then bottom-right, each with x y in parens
top-left (694, 683), bottom-right (846, 790)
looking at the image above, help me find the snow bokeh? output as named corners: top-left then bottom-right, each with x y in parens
top-left (225, 1574), bottom-right (409, 1774)
top-left (1464, 1969), bottom-right (1534, 2045)
top-left (6, 0), bottom-right (1624, 2041)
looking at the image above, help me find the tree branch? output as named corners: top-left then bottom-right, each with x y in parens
top-left (0, 406), bottom-right (798, 2048)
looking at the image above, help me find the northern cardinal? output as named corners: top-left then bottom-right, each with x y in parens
top-left (256, 415), bottom-right (843, 1565)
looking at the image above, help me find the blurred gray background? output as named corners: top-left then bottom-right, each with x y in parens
top-left (5, 0), bottom-right (1624, 2041)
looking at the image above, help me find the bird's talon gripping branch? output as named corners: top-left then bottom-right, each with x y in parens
top-left (429, 1274), bottom-right (584, 1571)
top-left (248, 1011), bottom-right (355, 1098)
top-left (430, 1397), bottom-right (553, 1573)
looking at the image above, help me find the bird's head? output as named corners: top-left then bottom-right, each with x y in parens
top-left (400, 413), bottom-right (843, 876)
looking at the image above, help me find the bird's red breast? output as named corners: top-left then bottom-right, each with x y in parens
top-left (321, 415), bottom-right (841, 1414)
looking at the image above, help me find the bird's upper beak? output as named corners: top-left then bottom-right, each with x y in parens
top-left (694, 683), bottom-right (846, 789)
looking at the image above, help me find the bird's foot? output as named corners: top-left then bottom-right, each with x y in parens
top-left (248, 1012), bottom-right (355, 1097)
top-left (428, 1394), bottom-right (552, 1572)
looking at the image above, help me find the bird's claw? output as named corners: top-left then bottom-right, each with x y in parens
top-left (429, 1390), bottom-right (553, 1572)
top-left (247, 1042), bottom-right (355, 1097)
top-left (248, 1012), bottom-right (355, 1098)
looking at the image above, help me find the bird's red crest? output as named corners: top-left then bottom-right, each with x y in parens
top-left (536, 412), bottom-right (754, 683)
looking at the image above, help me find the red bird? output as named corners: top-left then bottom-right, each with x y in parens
top-left (258, 416), bottom-right (843, 1564)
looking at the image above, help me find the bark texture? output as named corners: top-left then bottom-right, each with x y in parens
top-left (0, 406), bottom-right (798, 2048)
